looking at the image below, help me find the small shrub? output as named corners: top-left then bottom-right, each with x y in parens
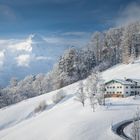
top-left (34, 100), bottom-right (47, 113)
top-left (52, 90), bottom-right (65, 104)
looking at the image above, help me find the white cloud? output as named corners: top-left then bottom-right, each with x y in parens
top-left (36, 56), bottom-right (52, 61)
top-left (116, 3), bottom-right (140, 26)
top-left (43, 37), bottom-right (61, 44)
top-left (16, 54), bottom-right (31, 67)
top-left (0, 40), bottom-right (10, 44)
top-left (8, 35), bottom-right (33, 52)
top-left (62, 32), bottom-right (88, 36)
top-left (0, 50), bottom-right (5, 68)
top-left (0, 34), bottom-right (57, 86)
top-left (43, 36), bottom-right (88, 48)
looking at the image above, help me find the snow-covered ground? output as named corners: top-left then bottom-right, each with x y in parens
top-left (123, 96), bottom-right (140, 139)
top-left (0, 61), bottom-right (140, 140)
top-left (102, 61), bottom-right (140, 82)
top-left (124, 121), bottom-right (133, 138)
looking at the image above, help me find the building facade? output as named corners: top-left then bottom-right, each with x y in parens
top-left (105, 79), bottom-right (140, 97)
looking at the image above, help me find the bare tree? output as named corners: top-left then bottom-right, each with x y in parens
top-left (75, 81), bottom-right (86, 107)
top-left (97, 75), bottom-right (106, 106)
top-left (86, 71), bottom-right (99, 111)
top-left (131, 108), bottom-right (140, 140)
top-left (86, 70), bottom-right (106, 111)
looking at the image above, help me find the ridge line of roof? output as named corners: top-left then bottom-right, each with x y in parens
top-left (105, 79), bottom-right (136, 85)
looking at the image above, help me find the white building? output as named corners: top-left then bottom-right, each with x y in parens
top-left (105, 79), bottom-right (140, 97)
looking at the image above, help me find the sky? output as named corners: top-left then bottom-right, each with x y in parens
top-left (0, 0), bottom-right (140, 86)
top-left (0, 0), bottom-right (140, 37)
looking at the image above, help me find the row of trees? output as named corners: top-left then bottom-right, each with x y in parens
top-left (56, 47), bottom-right (97, 87)
top-left (88, 22), bottom-right (140, 65)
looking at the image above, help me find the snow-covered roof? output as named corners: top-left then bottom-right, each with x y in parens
top-left (105, 79), bottom-right (134, 85)
top-left (126, 79), bottom-right (140, 85)
top-left (131, 79), bottom-right (140, 83)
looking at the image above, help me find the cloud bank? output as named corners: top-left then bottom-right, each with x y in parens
top-left (16, 54), bottom-right (31, 67)
top-left (116, 3), bottom-right (140, 26)
top-left (0, 33), bottom-right (89, 86)
top-left (0, 35), bottom-right (53, 86)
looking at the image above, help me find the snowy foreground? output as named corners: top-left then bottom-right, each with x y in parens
top-left (0, 62), bottom-right (140, 140)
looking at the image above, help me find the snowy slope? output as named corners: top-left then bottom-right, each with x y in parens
top-left (0, 82), bottom-right (79, 131)
top-left (102, 61), bottom-right (140, 82)
top-left (0, 61), bottom-right (140, 140)
top-left (0, 89), bottom-right (139, 140)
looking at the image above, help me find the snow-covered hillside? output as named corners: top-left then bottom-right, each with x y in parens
top-left (102, 60), bottom-right (140, 82)
top-left (0, 61), bottom-right (140, 140)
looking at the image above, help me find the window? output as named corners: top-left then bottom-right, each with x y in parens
top-left (126, 86), bottom-right (128, 88)
top-left (113, 86), bottom-right (115, 88)
top-left (120, 86), bottom-right (122, 88)
top-left (126, 92), bottom-right (128, 94)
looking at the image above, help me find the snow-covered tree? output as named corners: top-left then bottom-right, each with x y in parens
top-left (131, 108), bottom-right (140, 140)
top-left (86, 70), bottom-right (106, 111)
top-left (75, 81), bottom-right (86, 107)
top-left (89, 32), bottom-right (102, 64)
top-left (10, 77), bottom-right (18, 87)
top-left (32, 73), bottom-right (45, 95)
top-left (121, 22), bottom-right (140, 63)
top-left (86, 71), bottom-right (100, 111)
top-left (97, 75), bottom-right (106, 106)
top-left (17, 75), bottom-right (36, 98)
top-left (52, 90), bottom-right (65, 104)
